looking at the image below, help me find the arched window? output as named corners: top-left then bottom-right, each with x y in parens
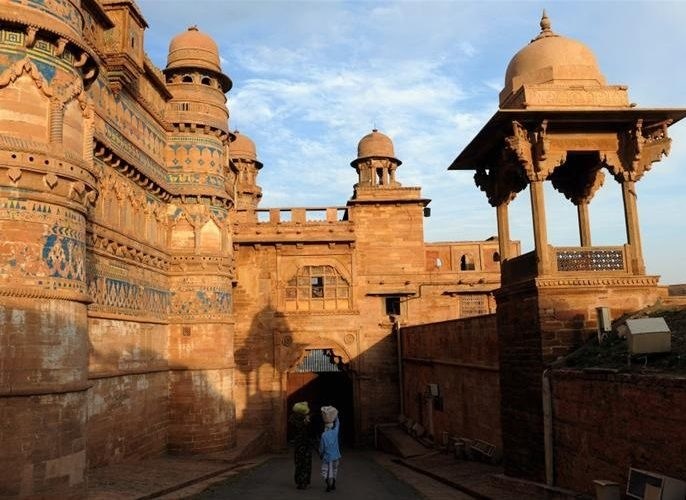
top-left (285, 265), bottom-right (350, 311)
top-left (460, 254), bottom-right (475, 271)
top-left (182, 75), bottom-right (193, 83)
top-left (493, 251), bottom-right (500, 263)
top-left (201, 76), bottom-right (212, 86)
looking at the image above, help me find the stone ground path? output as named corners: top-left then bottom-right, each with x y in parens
top-left (168, 449), bottom-right (472, 500)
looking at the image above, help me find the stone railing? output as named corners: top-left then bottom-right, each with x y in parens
top-left (500, 245), bottom-right (637, 285)
top-left (255, 207), bottom-right (348, 224)
top-left (555, 246), bottom-right (626, 273)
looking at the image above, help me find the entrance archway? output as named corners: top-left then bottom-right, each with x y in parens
top-left (287, 348), bottom-right (354, 445)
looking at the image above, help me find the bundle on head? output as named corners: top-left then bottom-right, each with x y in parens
top-left (321, 405), bottom-right (338, 424)
top-left (293, 401), bottom-right (310, 415)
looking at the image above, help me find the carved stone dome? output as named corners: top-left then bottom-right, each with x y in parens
top-left (166, 26), bottom-right (232, 91)
top-left (356, 129), bottom-right (401, 164)
top-left (501, 12), bottom-right (605, 104)
top-left (231, 131), bottom-right (259, 163)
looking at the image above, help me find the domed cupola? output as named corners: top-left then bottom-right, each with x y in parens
top-left (351, 129), bottom-right (402, 188)
top-left (499, 11), bottom-right (629, 109)
top-left (166, 25), bottom-right (232, 92)
top-left (356, 129), bottom-right (401, 165)
top-left (231, 131), bottom-right (261, 164)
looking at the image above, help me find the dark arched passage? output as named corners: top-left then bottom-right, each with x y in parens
top-left (287, 348), bottom-right (354, 446)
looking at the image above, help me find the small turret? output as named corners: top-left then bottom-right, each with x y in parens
top-left (350, 129), bottom-right (402, 189)
top-left (164, 26), bottom-right (232, 138)
top-left (230, 131), bottom-right (263, 211)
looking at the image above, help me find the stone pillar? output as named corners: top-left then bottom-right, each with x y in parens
top-left (496, 202), bottom-right (511, 260)
top-left (529, 180), bottom-right (549, 274)
top-left (577, 202), bottom-right (592, 247)
top-left (621, 179), bottom-right (645, 274)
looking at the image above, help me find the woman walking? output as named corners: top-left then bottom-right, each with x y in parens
top-left (319, 406), bottom-right (341, 492)
top-left (289, 401), bottom-right (312, 489)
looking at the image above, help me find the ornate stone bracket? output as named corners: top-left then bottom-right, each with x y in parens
top-left (503, 120), bottom-right (566, 183)
top-left (0, 16), bottom-right (100, 86)
top-left (474, 164), bottom-right (527, 207)
top-left (94, 142), bottom-right (173, 202)
top-left (606, 119), bottom-right (672, 182)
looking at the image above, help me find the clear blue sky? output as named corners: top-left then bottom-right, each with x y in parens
top-left (138, 0), bottom-right (686, 284)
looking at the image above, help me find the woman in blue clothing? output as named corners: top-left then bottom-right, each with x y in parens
top-left (319, 409), bottom-right (341, 493)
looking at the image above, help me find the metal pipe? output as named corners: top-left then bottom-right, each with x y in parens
top-left (395, 316), bottom-right (404, 417)
top-left (542, 368), bottom-right (554, 486)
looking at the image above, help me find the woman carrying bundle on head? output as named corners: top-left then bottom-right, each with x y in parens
top-left (319, 405), bottom-right (341, 492)
top-left (289, 401), bottom-right (312, 490)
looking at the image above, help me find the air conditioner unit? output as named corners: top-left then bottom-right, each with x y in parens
top-left (617, 318), bottom-right (671, 355)
top-left (626, 467), bottom-right (686, 500)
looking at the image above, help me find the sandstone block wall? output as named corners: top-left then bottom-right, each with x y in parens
top-left (87, 372), bottom-right (169, 468)
top-left (551, 370), bottom-right (686, 495)
top-left (496, 280), bottom-right (667, 482)
top-left (496, 284), bottom-right (546, 481)
top-left (401, 315), bottom-right (501, 449)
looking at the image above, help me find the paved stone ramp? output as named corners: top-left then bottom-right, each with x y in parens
top-left (87, 429), bottom-right (266, 499)
top-left (400, 452), bottom-right (589, 500)
top-left (376, 425), bottom-right (431, 458)
top-left (190, 450), bottom-right (430, 499)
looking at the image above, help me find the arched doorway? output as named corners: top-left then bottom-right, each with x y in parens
top-left (287, 348), bottom-right (355, 446)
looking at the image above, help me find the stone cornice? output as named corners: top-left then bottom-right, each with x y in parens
top-left (274, 310), bottom-right (360, 317)
top-left (0, 142), bottom-right (99, 210)
top-left (86, 309), bottom-right (168, 325)
top-left (166, 315), bottom-right (234, 324)
top-left (0, 286), bottom-right (91, 304)
top-left (169, 254), bottom-right (234, 276)
top-left (535, 275), bottom-right (661, 288)
top-left (94, 136), bottom-right (233, 209)
top-left (88, 223), bottom-right (171, 272)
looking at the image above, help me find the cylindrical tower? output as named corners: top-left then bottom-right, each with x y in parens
top-left (230, 130), bottom-right (263, 213)
top-left (163, 27), bottom-right (237, 454)
top-left (0, 2), bottom-right (100, 497)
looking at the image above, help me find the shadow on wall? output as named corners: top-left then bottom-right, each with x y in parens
top-left (234, 304), bottom-right (300, 450)
top-left (86, 329), bottom-right (235, 469)
top-left (233, 304), bottom-right (401, 449)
